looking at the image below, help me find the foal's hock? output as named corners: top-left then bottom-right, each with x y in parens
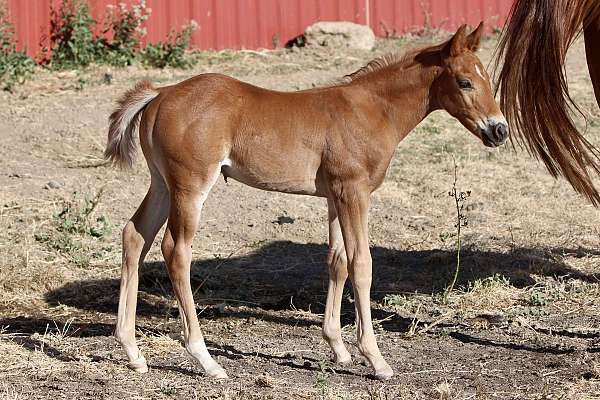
top-left (106, 23), bottom-right (507, 380)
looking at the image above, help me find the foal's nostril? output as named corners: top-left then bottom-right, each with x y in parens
top-left (493, 123), bottom-right (508, 141)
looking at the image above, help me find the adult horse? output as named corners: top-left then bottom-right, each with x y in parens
top-left (495, 0), bottom-right (600, 204)
top-left (105, 24), bottom-right (507, 380)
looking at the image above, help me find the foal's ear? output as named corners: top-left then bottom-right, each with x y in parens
top-left (444, 24), bottom-right (468, 58)
top-left (466, 21), bottom-right (484, 52)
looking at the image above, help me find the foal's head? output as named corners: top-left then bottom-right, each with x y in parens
top-left (431, 23), bottom-right (508, 147)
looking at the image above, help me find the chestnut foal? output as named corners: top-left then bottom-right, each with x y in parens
top-left (105, 23), bottom-right (507, 380)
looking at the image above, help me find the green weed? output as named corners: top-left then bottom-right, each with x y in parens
top-left (54, 188), bottom-right (110, 237)
top-left (528, 290), bottom-right (547, 307)
top-left (34, 189), bottom-right (112, 268)
top-left (442, 160), bottom-right (471, 303)
top-left (158, 380), bottom-right (178, 396)
top-left (383, 293), bottom-right (411, 308)
top-left (140, 21), bottom-right (198, 69)
top-left (383, 293), bottom-right (423, 315)
top-left (466, 274), bottom-right (511, 293)
top-left (315, 360), bottom-right (334, 396)
top-left (0, 4), bottom-right (35, 90)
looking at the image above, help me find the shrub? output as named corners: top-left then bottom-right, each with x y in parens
top-left (48, 0), bottom-right (195, 70)
top-left (141, 21), bottom-right (198, 69)
top-left (0, 4), bottom-right (35, 90)
top-left (97, 1), bottom-right (150, 66)
top-left (49, 0), bottom-right (101, 69)
top-left (0, 38), bottom-right (36, 91)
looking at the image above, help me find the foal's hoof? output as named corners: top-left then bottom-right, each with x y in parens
top-left (206, 367), bottom-right (228, 380)
top-left (334, 354), bottom-right (352, 365)
top-left (374, 365), bottom-right (394, 381)
top-left (128, 356), bottom-right (148, 373)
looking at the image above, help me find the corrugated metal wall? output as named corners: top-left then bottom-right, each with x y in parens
top-left (369, 0), bottom-right (513, 37)
top-left (7, 0), bottom-right (512, 57)
top-left (7, 0), bottom-right (51, 56)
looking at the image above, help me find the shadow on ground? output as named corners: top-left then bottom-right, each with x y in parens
top-left (2, 240), bottom-right (598, 373)
top-left (41, 240), bottom-right (597, 319)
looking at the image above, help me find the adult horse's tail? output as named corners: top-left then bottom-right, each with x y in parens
top-left (495, 0), bottom-right (600, 205)
top-left (105, 80), bottom-right (159, 168)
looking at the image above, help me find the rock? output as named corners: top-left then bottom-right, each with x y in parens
top-left (304, 21), bottom-right (376, 51)
top-left (102, 73), bottom-right (113, 85)
top-left (45, 180), bottom-right (64, 189)
top-left (274, 215), bottom-right (295, 225)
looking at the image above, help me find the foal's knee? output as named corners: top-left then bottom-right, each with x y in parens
top-left (166, 242), bottom-right (192, 277)
top-left (348, 256), bottom-right (372, 289)
top-left (122, 221), bottom-right (144, 260)
top-left (161, 230), bottom-right (175, 262)
top-left (327, 245), bottom-right (348, 275)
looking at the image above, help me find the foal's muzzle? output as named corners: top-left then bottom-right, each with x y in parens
top-left (480, 119), bottom-right (508, 147)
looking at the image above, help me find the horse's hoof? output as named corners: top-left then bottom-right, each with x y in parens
top-left (374, 366), bottom-right (394, 381)
top-left (128, 356), bottom-right (148, 373)
top-left (334, 355), bottom-right (352, 365)
top-left (207, 367), bottom-right (228, 379)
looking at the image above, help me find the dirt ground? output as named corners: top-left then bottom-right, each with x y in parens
top-left (1, 33), bottom-right (600, 400)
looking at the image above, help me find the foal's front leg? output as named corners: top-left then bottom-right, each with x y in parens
top-left (332, 185), bottom-right (394, 380)
top-left (322, 198), bottom-right (352, 364)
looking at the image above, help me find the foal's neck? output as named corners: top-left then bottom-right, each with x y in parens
top-left (352, 55), bottom-right (439, 143)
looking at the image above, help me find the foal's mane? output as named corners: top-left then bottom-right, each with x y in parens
top-left (494, 0), bottom-right (600, 205)
top-left (341, 44), bottom-right (441, 84)
top-left (343, 53), bottom-right (407, 82)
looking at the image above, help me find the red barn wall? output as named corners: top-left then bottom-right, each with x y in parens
top-left (6, 0), bottom-right (513, 57)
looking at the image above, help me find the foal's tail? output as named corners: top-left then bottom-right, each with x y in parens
top-left (494, 0), bottom-right (600, 205)
top-left (105, 80), bottom-right (159, 168)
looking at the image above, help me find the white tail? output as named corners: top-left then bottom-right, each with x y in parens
top-left (105, 80), bottom-right (159, 168)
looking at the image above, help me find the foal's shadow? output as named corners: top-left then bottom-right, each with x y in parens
top-left (42, 240), bottom-right (598, 330)
top-left (2, 240), bottom-right (597, 373)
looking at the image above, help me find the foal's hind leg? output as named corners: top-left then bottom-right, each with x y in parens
top-left (322, 198), bottom-right (352, 364)
top-left (116, 173), bottom-right (169, 372)
top-left (164, 168), bottom-right (227, 379)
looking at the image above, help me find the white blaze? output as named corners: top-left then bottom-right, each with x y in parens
top-left (475, 64), bottom-right (485, 80)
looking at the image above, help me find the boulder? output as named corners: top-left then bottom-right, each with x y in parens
top-left (304, 21), bottom-right (376, 51)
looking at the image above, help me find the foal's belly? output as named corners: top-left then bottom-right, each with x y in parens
top-left (221, 151), bottom-right (324, 196)
top-left (221, 164), bottom-right (322, 195)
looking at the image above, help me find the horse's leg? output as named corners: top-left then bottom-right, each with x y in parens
top-left (322, 198), bottom-right (352, 364)
top-left (331, 185), bottom-right (393, 380)
top-left (161, 226), bottom-right (174, 265)
top-left (164, 167), bottom-right (227, 379)
top-left (115, 171), bottom-right (169, 372)
top-left (584, 16), bottom-right (600, 106)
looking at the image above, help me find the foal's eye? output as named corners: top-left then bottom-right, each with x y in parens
top-left (457, 79), bottom-right (473, 90)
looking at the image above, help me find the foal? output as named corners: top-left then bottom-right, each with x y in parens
top-left (106, 23), bottom-right (507, 380)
